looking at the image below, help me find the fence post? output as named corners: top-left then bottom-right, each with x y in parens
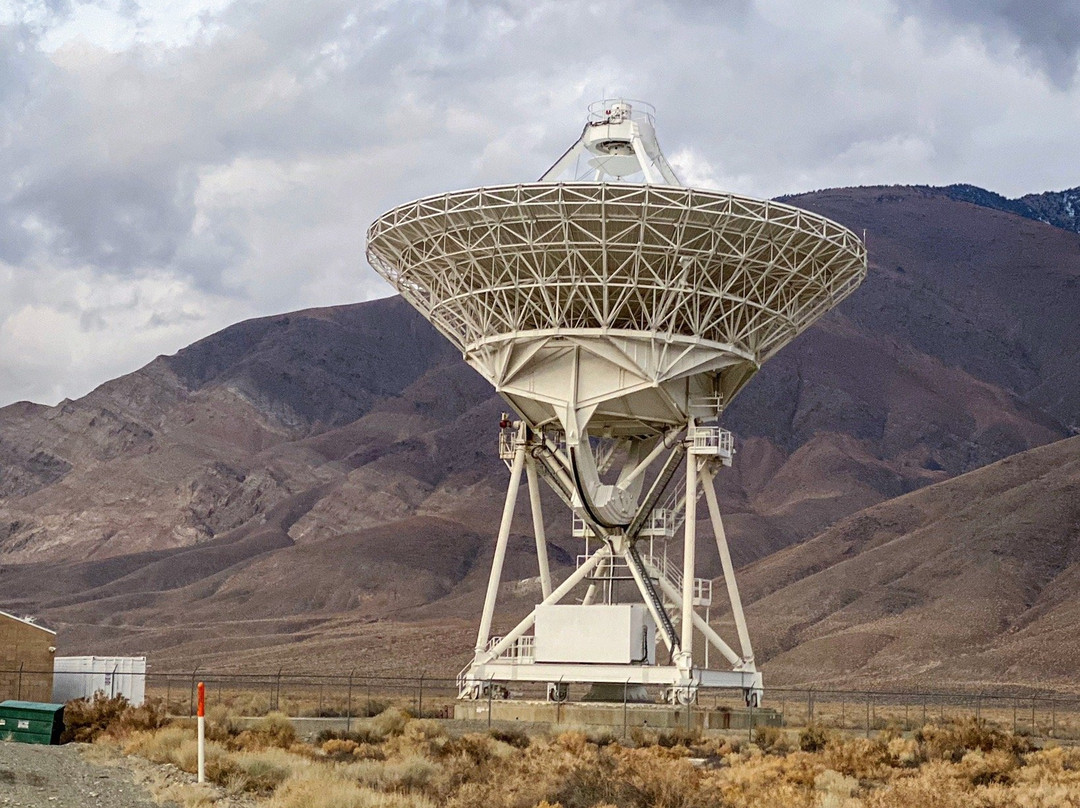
top-left (1052, 699), bottom-right (1056, 738)
top-left (189, 667), bottom-right (200, 717)
top-left (197, 682), bottom-right (206, 784)
top-left (922, 693), bottom-right (926, 727)
top-left (487, 680), bottom-right (493, 729)
top-left (840, 696), bottom-right (845, 729)
top-left (748, 696), bottom-right (754, 742)
top-left (274, 666), bottom-right (283, 713)
top-left (1032, 696), bottom-right (1036, 736)
top-left (1013, 699), bottom-right (1017, 735)
top-left (418, 675), bottom-right (424, 717)
top-left (622, 679), bottom-right (629, 740)
top-left (865, 693), bottom-right (871, 738)
top-left (346, 670), bottom-right (354, 733)
top-left (16, 663), bottom-right (23, 700)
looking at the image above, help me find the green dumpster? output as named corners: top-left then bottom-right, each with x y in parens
top-left (0, 700), bottom-right (65, 745)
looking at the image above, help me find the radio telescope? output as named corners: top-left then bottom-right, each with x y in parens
top-left (366, 99), bottom-right (866, 706)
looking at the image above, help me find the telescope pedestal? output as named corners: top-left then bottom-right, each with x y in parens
top-left (458, 419), bottom-right (762, 708)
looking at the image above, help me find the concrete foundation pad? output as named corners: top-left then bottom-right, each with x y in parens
top-left (454, 699), bottom-right (780, 731)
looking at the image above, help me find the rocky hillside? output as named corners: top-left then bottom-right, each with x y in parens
top-left (1, 184), bottom-right (1077, 685)
top-left (933, 184), bottom-right (1080, 235)
top-left (734, 434), bottom-right (1080, 691)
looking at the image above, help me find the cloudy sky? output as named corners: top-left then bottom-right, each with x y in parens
top-left (1, 0), bottom-right (1079, 407)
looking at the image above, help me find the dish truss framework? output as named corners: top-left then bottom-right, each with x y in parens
top-left (366, 100), bottom-right (867, 706)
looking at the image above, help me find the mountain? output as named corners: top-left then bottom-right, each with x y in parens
top-left (732, 434), bottom-right (1080, 691)
top-left (0, 184), bottom-right (1077, 685)
top-left (931, 184), bottom-right (1080, 235)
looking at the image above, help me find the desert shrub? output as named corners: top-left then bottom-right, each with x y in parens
top-left (815, 768), bottom-right (860, 806)
top-left (884, 736), bottom-right (922, 768)
top-left (489, 726), bottom-right (530, 749)
top-left (611, 746), bottom-right (709, 807)
top-left (441, 732), bottom-right (502, 766)
top-left (958, 748), bottom-right (1020, 786)
top-left (916, 719), bottom-right (1029, 763)
top-left (230, 712), bottom-right (297, 750)
top-left (799, 723), bottom-right (831, 753)
top-left (267, 772), bottom-right (435, 808)
top-left (824, 737), bottom-right (890, 779)
top-left (551, 753), bottom-right (620, 808)
top-left (60, 693), bottom-right (168, 743)
top-left (656, 727), bottom-right (700, 748)
top-left (324, 738), bottom-right (361, 759)
top-left (386, 755), bottom-right (440, 791)
top-left (753, 725), bottom-right (789, 754)
top-left (355, 742), bottom-right (388, 761)
top-left (316, 727), bottom-right (380, 746)
top-left (393, 718), bottom-right (450, 758)
top-left (205, 705), bottom-right (244, 741)
top-left (345, 754), bottom-right (440, 793)
top-left (230, 749), bottom-right (297, 794)
top-left (371, 707), bottom-right (409, 738)
top-left (360, 699), bottom-right (392, 718)
top-left (124, 725), bottom-right (241, 785)
top-left (585, 728), bottom-right (619, 748)
top-left (629, 725), bottom-right (651, 747)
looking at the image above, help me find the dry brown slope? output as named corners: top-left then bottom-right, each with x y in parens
top-left (1, 185), bottom-right (1077, 680)
top-left (736, 434), bottom-right (1080, 691)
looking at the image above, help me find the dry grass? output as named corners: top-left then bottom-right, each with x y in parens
top-left (94, 705), bottom-right (1080, 808)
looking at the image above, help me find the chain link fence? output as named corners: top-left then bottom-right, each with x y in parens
top-left (5, 666), bottom-right (1080, 740)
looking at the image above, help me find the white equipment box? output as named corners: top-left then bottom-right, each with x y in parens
top-left (534, 604), bottom-right (655, 664)
top-left (52, 656), bottom-right (147, 705)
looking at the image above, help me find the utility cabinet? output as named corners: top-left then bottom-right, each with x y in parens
top-left (0, 700), bottom-right (65, 745)
top-left (534, 604), bottom-right (656, 665)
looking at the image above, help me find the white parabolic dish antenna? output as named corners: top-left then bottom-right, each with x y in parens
top-left (367, 100), bottom-right (866, 706)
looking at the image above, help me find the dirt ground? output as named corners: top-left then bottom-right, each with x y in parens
top-left (0, 741), bottom-right (245, 808)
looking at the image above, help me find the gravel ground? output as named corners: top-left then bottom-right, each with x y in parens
top-left (0, 742), bottom-right (166, 808)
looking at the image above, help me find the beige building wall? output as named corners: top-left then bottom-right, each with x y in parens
top-left (0, 611), bottom-right (56, 703)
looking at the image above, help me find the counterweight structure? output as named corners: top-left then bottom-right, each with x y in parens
top-left (366, 100), bottom-right (866, 705)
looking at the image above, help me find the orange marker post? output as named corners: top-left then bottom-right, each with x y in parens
top-left (197, 681), bottom-right (205, 783)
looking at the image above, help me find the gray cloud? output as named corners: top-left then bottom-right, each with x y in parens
top-left (900, 0), bottom-right (1080, 88)
top-left (0, 0), bottom-right (1079, 406)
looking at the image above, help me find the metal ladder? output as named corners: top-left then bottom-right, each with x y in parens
top-left (626, 445), bottom-right (685, 540)
top-left (626, 542), bottom-right (679, 656)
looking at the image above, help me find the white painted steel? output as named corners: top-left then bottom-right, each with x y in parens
top-left (680, 448), bottom-right (698, 666)
top-left (525, 460), bottom-right (553, 599)
top-left (534, 604), bottom-right (655, 664)
top-left (540, 100), bottom-right (681, 185)
top-left (468, 661), bottom-right (762, 690)
top-left (367, 183), bottom-right (866, 440)
top-left (371, 100), bottom-right (867, 704)
top-left (197, 716), bottom-right (205, 783)
top-left (645, 562), bottom-right (742, 668)
top-left (702, 465), bottom-right (754, 664)
top-left (475, 439), bottom-right (526, 653)
top-left (621, 546), bottom-right (677, 653)
top-left (476, 545), bottom-right (611, 669)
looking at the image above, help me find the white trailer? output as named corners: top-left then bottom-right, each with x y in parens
top-left (52, 656), bottom-right (147, 705)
